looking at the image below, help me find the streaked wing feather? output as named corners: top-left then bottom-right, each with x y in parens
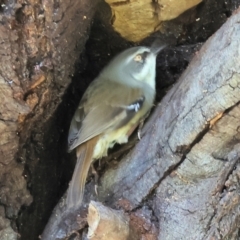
top-left (68, 79), bottom-right (144, 151)
top-left (72, 106), bottom-right (127, 149)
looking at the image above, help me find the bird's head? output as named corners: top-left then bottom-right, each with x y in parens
top-left (100, 44), bottom-right (167, 89)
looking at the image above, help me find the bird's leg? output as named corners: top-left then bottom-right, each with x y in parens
top-left (127, 112), bottom-right (151, 140)
top-left (137, 119), bottom-right (145, 140)
top-left (137, 111), bottom-right (151, 139)
top-left (91, 163), bottom-right (99, 196)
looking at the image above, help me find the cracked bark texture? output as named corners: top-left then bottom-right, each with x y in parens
top-left (1, 0), bottom-right (240, 239)
top-left (99, 8), bottom-right (240, 240)
top-left (0, 0), bottom-right (98, 239)
top-left (42, 5), bottom-right (240, 240)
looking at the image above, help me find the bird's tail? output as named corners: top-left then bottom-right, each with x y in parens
top-left (66, 136), bottom-right (99, 209)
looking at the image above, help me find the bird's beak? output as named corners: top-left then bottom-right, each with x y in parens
top-left (151, 40), bottom-right (168, 55)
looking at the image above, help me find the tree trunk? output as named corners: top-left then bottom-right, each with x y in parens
top-left (0, 0), bottom-right (240, 240)
top-left (0, 0), bottom-right (98, 239)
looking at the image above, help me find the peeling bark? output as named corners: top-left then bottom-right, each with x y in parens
top-left (87, 201), bottom-right (158, 240)
top-left (87, 201), bottom-right (132, 240)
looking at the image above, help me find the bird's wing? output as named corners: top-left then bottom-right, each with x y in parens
top-left (68, 79), bottom-right (146, 151)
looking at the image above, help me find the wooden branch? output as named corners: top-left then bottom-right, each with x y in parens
top-left (87, 201), bottom-right (157, 240)
top-left (42, 7), bottom-right (240, 240)
top-left (205, 144), bottom-right (240, 239)
top-left (98, 6), bottom-right (240, 205)
top-left (98, 7), bottom-right (240, 239)
top-left (87, 201), bottom-right (132, 240)
top-left (105, 0), bottom-right (202, 42)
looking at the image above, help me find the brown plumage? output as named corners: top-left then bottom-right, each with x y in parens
top-left (67, 45), bottom-right (166, 209)
top-left (67, 136), bottom-right (99, 207)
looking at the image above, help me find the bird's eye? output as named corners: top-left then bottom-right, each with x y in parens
top-left (134, 54), bottom-right (142, 62)
top-left (133, 51), bottom-right (149, 63)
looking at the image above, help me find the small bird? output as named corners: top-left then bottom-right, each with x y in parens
top-left (67, 43), bottom-right (166, 209)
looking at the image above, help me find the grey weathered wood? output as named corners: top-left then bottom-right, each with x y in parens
top-left (87, 201), bottom-right (134, 240)
top-left (99, 8), bottom-right (240, 203)
top-left (99, 7), bottom-right (240, 240)
top-left (42, 7), bottom-right (240, 240)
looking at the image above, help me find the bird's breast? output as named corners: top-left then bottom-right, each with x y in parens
top-left (92, 101), bottom-right (152, 160)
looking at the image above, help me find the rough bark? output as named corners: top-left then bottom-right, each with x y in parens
top-left (105, 0), bottom-right (202, 42)
top-left (0, 0), bottom-right (240, 239)
top-left (100, 8), bottom-right (240, 240)
top-left (87, 201), bottom-right (132, 240)
top-left (0, 0), bottom-right (98, 239)
top-left (42, 5), bottom-right (240, 240)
